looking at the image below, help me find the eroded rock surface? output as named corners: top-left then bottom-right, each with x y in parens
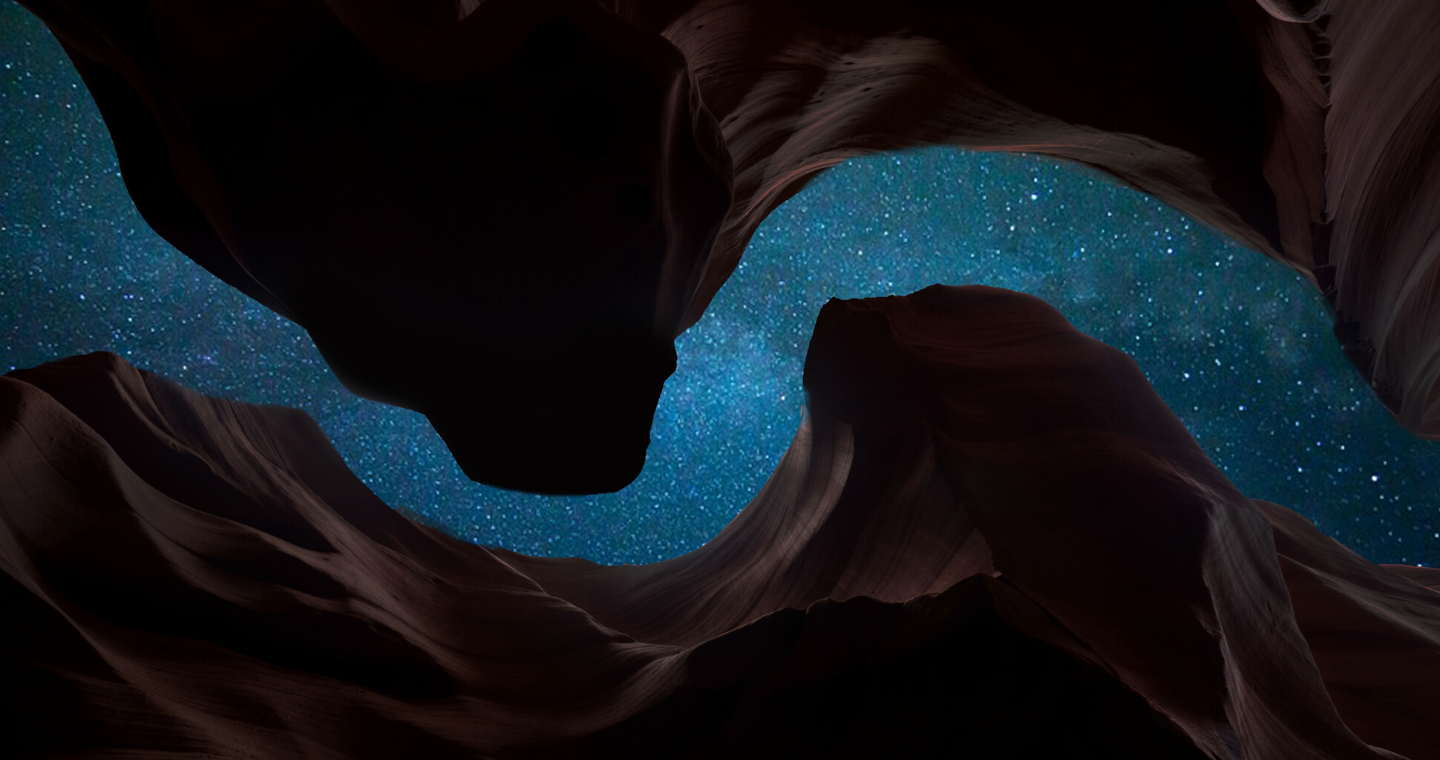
top-left (4, 287), bottom-right (1437, 758)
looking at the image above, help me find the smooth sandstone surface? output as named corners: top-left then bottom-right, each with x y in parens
top-left (3, 286), bottom-right (1437, 758)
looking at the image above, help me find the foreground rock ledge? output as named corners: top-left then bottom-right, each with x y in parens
top-left (3, 287), bottom-right (1438, 759)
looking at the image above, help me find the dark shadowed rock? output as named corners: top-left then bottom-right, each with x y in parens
top-left (17, 0), bottom-right (732, 494)
top-left (3, 287), bottom-right (1436, 757)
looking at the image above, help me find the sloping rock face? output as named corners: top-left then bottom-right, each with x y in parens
top-left (19, 0), bottom-right (1440, 491)
top-left (616, 0), bottom-right (1440, 439)
top-left (17, 0), bottom-right (736, 494)
top-left (4, 287), bottom-right (1438, 758)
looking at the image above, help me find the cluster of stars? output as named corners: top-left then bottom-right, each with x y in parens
top-left (3, 5), bottom-right (1436, 566)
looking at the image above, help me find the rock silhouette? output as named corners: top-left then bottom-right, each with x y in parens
top-left (10, 1), bottom-right (1440, 753)
top-left (3, 287), bottom-right (1437, 758)
top-left (17, 0), bottom-right (1440, 490)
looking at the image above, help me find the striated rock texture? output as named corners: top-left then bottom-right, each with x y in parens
top-left (17, 0), bottom-right (1440, 491)
top-left (4, 286), bottom-right (1438, 758)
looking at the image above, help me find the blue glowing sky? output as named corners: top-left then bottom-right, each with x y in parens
top-left (3, 5), bottom-right (1436, 566)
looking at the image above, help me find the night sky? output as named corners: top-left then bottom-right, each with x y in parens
top-left (4, 6), bottom-right (1437, 567)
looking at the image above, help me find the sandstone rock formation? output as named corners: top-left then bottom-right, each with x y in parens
top-left (4, 287), bottom-right (1437, 758)
top-left (18, 0), bottom-right (1440, 491)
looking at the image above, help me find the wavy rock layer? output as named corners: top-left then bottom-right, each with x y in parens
top-left (18, 0), bottom-right (1440, 491)
top-left (625, 0), bottom-right (1440, 438)
top-left (4, 286), bottom-right (1438, 758)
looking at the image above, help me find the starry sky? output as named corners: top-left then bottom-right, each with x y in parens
top-left (3, 5), bottom-right (1437, 567)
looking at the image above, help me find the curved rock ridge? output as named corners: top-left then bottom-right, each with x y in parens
top-left (17, 0), bottom-right (735, 495)
top-left (599, 0), bottom-right (1440, 441)
top-left (1259, 501), bottom-right (1440, 760)
top-left (4, 286), bottom-right (1438, 758)
top-left (17, 0), bottom-right (1440, 491)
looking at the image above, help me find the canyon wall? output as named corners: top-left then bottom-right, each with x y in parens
top-left (3, 287), bottom-right (1438, 757)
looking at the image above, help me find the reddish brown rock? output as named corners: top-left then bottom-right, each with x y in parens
top-left (4, 287), bottom-right (1437, 758)
top-left (1262, 501), bottom-right (1440, 760)
top-left (628, 0), bottom-right (1440, 438)
top-left (631, 0), bottom-right (1440, 437)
